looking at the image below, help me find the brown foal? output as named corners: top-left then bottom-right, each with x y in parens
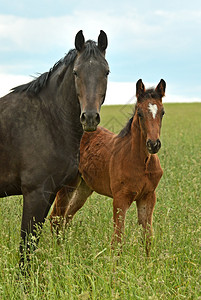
top-left (50, 79), bottom-right (166, 255)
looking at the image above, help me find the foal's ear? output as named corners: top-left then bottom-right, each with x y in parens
top-left (75, 30), bottom-right (85, 52)
top-left (98, 30), bottom-right (108, 53)
top-left (155, 79), bottom-right (166, 98)
top-left (136, 79), bottom-right (145, 100)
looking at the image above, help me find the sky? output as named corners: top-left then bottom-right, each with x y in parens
top-left (0, 0), bottom-right (201, 105)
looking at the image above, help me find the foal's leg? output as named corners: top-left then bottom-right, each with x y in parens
top-left (63, 178), bottom-right (93, 224)
top-left (50, 176), bottom-right (81, 233)
top-left (50, 186), bottom-right (77, 233)
top-left (111, 194), bottom-right (133, 247)
top-left (136, 192), bottom-right (156, 256)
top-left (50, 178), bottom-right (93, 233)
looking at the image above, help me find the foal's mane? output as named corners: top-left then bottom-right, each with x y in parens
top-left (118, 113), bottom-right (135, 138)
top-left (11, 40), bottom-right (102, 95)
top-left (118, 88), bottom-right (160, 138)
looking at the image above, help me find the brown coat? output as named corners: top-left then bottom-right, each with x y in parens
top-left (50, 79), bottom-right (166, 255)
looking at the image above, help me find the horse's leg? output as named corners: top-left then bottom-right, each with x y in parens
top-left (111, 194), bottom-right (133, 248)
top-left (20, 187), bottom-right (55, 267)
top-left (136, 192), bottom-right (156, 256)
top-left (50, 175), bottom-right (81, 233)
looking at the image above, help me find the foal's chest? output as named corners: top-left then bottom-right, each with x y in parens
top-left (110, 154), bottom-right (163, 198)
top-left (144, 169), bottom-right (163, 192)
top-left (136, 156), bottom-right (163, 195)
top-left (125, 156), bottom-right (163, 198)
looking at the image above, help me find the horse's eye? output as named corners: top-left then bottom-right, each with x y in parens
top-left (106, 70), bottom-right (110, 76)
top-left (73, 70), bottom-right (77, 76)
top-left (161, 110), bottom-right (165, 117)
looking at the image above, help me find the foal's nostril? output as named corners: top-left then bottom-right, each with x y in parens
top-left (147, 139), bottom-right (152, 148)
top-left (157, 139), bottom-right (161, 149)
top-left (146, 139), bottom-right (161, 154)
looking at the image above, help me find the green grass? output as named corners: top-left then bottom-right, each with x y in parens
top-left (0, 103), bottom-right (200, 299)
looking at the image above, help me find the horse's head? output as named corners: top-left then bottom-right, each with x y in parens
top-left (135, 79), bottom-right (166, 154)
top-left (73, 30), bottom-right (109, 131)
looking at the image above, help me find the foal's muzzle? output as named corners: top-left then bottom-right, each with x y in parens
top-left (80, 111), bottom-right (100, 131)
top-left (146, 139), bottom-right (161, 154)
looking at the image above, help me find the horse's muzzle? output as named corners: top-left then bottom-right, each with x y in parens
top-left (146, 139), bottom-right (161, 154)
top-left (80, 111), bottom-right (100, 132)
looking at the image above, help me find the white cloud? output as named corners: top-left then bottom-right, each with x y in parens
top-left (0, 11), bottom-right (161, 54)
top-left (1, 6), bottom-right (201, 103)
top-left (0, 73), bottom-right (200, 104)
top-left (105, 82), bottom-right (136, 105)
top-left (0, 73), bottom-right (31, 96)
top-left (0, 14), bottom-right (74, 52)
top-left (1, 7), bottom-right (201, 61)
top-left (105, 82), bottom-right (201, 105)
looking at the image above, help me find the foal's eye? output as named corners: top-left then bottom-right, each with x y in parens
top-left (137, 110), bottom-right (143, 118)
top-left (106, 70), bottom-right (110, 76)
top-left (73, 70), bottom-right (78, 76)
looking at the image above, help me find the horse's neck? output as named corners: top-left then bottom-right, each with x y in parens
top-left (45, 66), bottom-right (80, 116)
top-left (40, 66), bottom-right (83, 139)
top-left (130, 116), bottom-right (150, 164)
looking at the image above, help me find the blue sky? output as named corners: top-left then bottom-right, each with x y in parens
top-left (0, 0), bottom-right (201, 104)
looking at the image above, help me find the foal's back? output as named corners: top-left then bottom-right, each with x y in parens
top-left (79, 127), bottom-right (115, 197)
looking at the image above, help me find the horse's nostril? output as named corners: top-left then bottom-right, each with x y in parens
top-left (80, 112), bottom-right (100, 125)
top-left (80, 112), bottom-right (86, 123)
top-left (95, 113), bottom-right (100, 124)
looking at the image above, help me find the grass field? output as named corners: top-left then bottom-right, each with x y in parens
top-left (0, 103), bottom-right (200, 299)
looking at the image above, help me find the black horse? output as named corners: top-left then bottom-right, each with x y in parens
top-left (0, 30), bottom-right (109, 265)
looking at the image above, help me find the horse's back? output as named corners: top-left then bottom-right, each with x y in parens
top-left (79, 126), bottom-right (114, 197)
top-left (0, 93), bottom-right (24, 195)
top-left (0, 92), bottom-right (81, 197)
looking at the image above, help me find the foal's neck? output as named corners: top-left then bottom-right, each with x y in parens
top-left (130, 115), bottom-right (150, 164)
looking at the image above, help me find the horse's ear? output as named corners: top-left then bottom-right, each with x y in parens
top-left (136, 79), bottom-right (145, 100)
top-left (155, 79), bottom-right (166, 98)
top-left (98, 30), bottom-right (108, 53)
top-left (75, 30), bottom-right (85, 52)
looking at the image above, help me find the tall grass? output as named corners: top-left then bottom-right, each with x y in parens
top-left (0, 103), bottom-right (200, 299)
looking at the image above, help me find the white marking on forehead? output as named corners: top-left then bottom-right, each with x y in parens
top-left (148, 103), bottom-right (158, 119)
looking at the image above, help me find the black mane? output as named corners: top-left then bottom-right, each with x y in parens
top-left (118, 116), bottom-right (134, 138)
top-left (11, 40), bottom-right (101, 95)
top-left (118, 88), bottom-right (160, 138)
top-left (11, 49), bottom-right (77, 95)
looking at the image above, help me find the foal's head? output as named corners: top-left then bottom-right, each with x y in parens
top-left (73, 30), bottom-right (109, 131)
top-left (135, 79), bottom-right (166, 154)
